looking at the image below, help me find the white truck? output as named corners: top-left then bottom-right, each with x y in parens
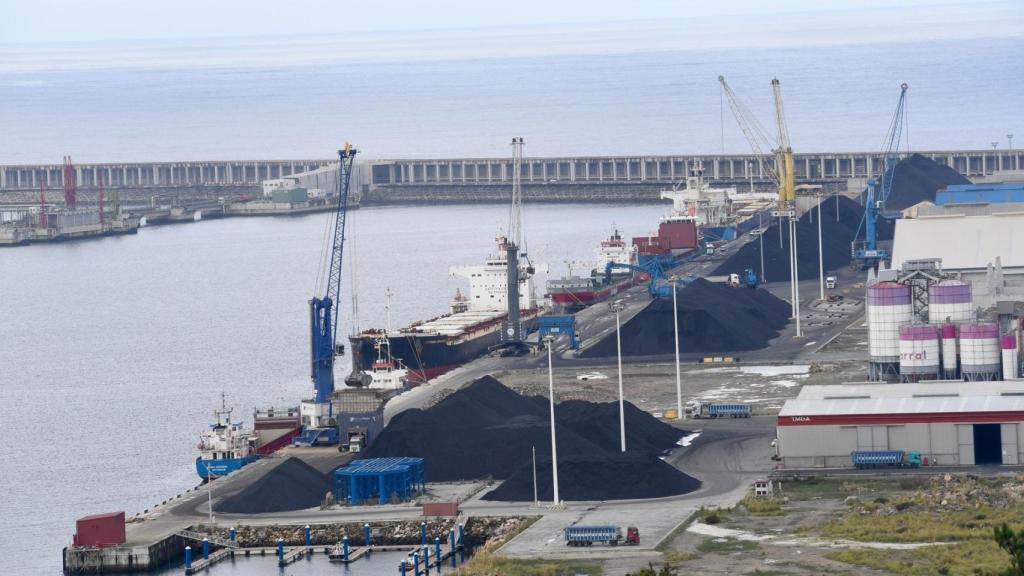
top-left (825, 275), bottom-right (837, 289)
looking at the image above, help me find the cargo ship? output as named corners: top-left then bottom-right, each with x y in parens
top-left (547, 230), bottom-right (638, 311)
top-left (659, 166), bottom-right (773, 243)
top-left (195, 397), bottom-right (301, 480)
top-left (348, 235), bottom-right (539, 383)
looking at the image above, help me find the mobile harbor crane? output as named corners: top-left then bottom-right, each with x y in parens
top-left (294, 144), bottom-right (358, 447)
top-left (719, 76), bottom-right (801, 336)
top-left (852, 83), bottom-right (908, 269)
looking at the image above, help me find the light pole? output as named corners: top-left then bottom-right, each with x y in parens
top-left (817, 193), bottom-right (825, 301)
top-left (992, 141), bottom-right (999, 151)
top-left (610, 300), bottom-right (627, 452)
top-left (758, 211), bottom-right (765, 283)
top-left (544, 335), bottom-right (560, 505)
top-left (670, 277), bottom-right (683, 421)
top-left (1009, 134), bottom-right (1014, 151)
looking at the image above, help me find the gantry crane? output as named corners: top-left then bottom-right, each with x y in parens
top-left (719, 76), bottom-right (802, 335)
top-left (295, 144), bottom-right (358, 446)
top-left (852, 83), bottom-right (908, 269)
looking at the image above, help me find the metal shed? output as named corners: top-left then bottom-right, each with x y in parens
top-left (777, 382), bottom-right (1024, 468)
top-left (335, 457), bottom-right (425, 505)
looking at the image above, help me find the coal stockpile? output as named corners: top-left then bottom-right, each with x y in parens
top-left (215, 457), bottom-right (333, 514)
top-left (578, 278), bottom-right (791, 358)
top-left (359, 377), bottom-right (700, 501)
top-left (711, 195), bottom-right (893, 281)
top-left (884, 153), bottom-right (971, 211)
top-left (484, 453), bottom-right (700, 501)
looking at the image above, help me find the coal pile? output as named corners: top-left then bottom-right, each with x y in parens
top-left (578, 278), bottom-right (790, 358)
top-left (215, 457), bottom-right (333, 514)
top-left (484, 453), bottom-right (699, 501)
top-left (711, 195), bottom-right (894, 281)
top-left (884, 153), bottom-right (970, 211)
top-left (359, 377), bottom-right (700, 501)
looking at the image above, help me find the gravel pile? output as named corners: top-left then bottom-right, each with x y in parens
top-left (215, 457), bottom-right (333, 514)
top-left (578, 278), bottom-right (790, 358)
top-left (885, 153), bottom-right (971, 211)
top-left (711, 195), bottom-right (894, 282)
top-left (359, 377), bottom-right (700, 501)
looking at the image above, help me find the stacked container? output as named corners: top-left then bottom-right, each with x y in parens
top-left (899, 325), bottom-right (941, 382)
top-left (960, 323), bottom-right (1001, 381)
top-left (867, 282), bottom-right (913, 381)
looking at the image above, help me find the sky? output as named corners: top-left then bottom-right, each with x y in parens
top-left (2, 0), bottom-right (1021, 64)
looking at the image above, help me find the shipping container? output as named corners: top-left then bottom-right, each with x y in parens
top-left (73, 512), bottom-right (126, 548)
top-left (272, 188), bottom-right (309, 204)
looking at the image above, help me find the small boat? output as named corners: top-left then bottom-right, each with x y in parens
top-left (195, 395), bottom-right (258, 480)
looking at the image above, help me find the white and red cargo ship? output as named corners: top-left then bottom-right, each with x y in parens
top-left (547, 230), bottom-right (638, 310)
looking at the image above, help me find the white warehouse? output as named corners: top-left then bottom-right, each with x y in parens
top-left (778, 381), bottom-right (1024, 468)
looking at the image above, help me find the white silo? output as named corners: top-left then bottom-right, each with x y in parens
top-left (867, 282), bottom-right (912, 381)
top-left (899, 325), bottom-right (940, 382)
top-left (960, 323), bottom-right (1001, 381)
top-left (1003, 335), bottom-right (1020, 380)
top-left (941, 324), bottom-right (958, 379)
top-left (928, 279), bottom-right (973, 324)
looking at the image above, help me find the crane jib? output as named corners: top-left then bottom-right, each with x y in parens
top-left (310, 146), bottom-right (358, 404)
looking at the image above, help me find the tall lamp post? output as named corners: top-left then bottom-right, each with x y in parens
top-left (610, 300), bottom-right (627, 452)
top-left (817, 192), bottom-right (825, 301)
top-left (758, 211), bottom-right (765, 283)
top-left (670, 277), bottom-right (683, 420)
top-left (544, 335), bottom-right (560, 505)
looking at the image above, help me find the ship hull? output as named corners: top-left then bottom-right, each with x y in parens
top-left (195, 455), bottom-right (258, 480)
top-left (351, 313), bottom-right (538, 383)
top-left (549, 277), bottom-right (636, 309)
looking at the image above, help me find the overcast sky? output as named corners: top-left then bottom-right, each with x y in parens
top-left (3, 0), bottom-right (1020, 46)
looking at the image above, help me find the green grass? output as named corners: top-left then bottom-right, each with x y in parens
top-left (826, 540), bottom-right (1011, 576)
top-left (661, 550), bottom-right (699, 563)
top-left (739, 495), bottom-right (786, 516)
top-left (696, 537), bottom-right (761, 554)
top-left (820, 505), bottom-right (1024, 543)
top-left (455, 550), bottom-right (602, 576)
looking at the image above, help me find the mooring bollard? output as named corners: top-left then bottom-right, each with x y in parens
top-left (202, 537), bottom-right (209, 560)
top-left (424, 545), bottom-right (431, 573)
top-left (364, 523), bottom-right (372, 548)
top-left (420, 521), bottom-right (427, 547)
top-left (343, 536), bottom-right (350, 562)
top-left (450, 528), bottom-right (457, 568)
top-left (229, 527), bottom-right (236, 544)
top-left (413, 552), bottom-right (420, 576)
top-left (434, 537), bottom-right (441, 566)
top-left (458, 523), bottom-right (464, 547)
top-left (400, 559), bottom-right (407, 575)
top-left (184, 546), bottom-right (193, 570)
top-left (277, 538), bottom-right (284, 562)
top-left (304, 525), bottom-right (312, 549)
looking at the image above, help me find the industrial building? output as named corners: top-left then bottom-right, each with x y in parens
top-left (334, 457), bottom-right (425, 505)
top-left (778, 381), bottom-right (1024, 468)
top-left (890, 207), bottom-right (1024, 308)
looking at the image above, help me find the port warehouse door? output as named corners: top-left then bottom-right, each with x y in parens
top-left (856, 426), bottom-right (890, 450)
top-left (1001, 424), bottom-right (1019, 465)
top-left (974, 424), bottom-right (1003, 464)
top-left (957, 424), bottom-right (975, 465)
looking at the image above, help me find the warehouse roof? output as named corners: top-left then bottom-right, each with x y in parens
top-left (892, 212), bottom-right (1024, 271)
top-left (779, 381), bottom-right (1024, 421)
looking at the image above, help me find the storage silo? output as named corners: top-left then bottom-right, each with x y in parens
top-left (960, 323), bottom-right (1001, 381)
top-left (941, 324), bottom-right (958, 379)
top-left (899, 325), bottom-right (941, 382)
top-left (867, 282), bottom-right (912, 381)
top-left (928, 279), bottom-right (972, 324)
top-left (1003, 335), bottom-right (1020, 380)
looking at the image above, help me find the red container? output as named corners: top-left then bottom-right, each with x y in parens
top-left (658, 221), bottom-right (698, 250)
top-left (422, 502), bottom-right (459, 517)
top-left (73, 512), bottom-right (126, 548)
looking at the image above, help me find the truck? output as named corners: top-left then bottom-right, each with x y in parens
top-left (850, 450), bottom-right (922, 469)
top-left (564, 525), bottom-right (639, 547)
top-left (727, 273), bottom-right (740, 287)
top-left (826, 275), bottom-right (837, 289)
top-left (693, 402), bottom-right (751, 418)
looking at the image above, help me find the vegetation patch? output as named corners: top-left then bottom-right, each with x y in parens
top-left (740, 495), bottom-right (785, 516)
top-left (696, 537), bottom-right (760, 554)
top-left (826, 539), bottom-right (1010, 576)
top-left (455, 550), bottom-right (602, 576)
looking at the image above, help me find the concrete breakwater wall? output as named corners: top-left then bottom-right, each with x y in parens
top-left (196, 516), bottom-right (528, 548)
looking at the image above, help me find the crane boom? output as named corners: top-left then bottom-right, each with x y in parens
top-left (718, 76), bottom-right (780, 187)
top-left (771, 78), bottom-right (795, 205)
top-left (310, 144), bottom-right (357, 403)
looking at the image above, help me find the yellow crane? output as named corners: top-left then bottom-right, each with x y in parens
top-left (718, 75), bottom-right (794, 209)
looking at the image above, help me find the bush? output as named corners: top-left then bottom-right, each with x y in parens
top-left (740, 495), bottom-right (785, 516)
top-left (703, 513), bottom-right (721, 525)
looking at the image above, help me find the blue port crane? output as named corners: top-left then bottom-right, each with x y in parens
top-left (296, 144), bottom-right (357, 446)
top-left (853, 83), bottom-right (908, 269)
top-left (605, 258), bottom-right (696, 298)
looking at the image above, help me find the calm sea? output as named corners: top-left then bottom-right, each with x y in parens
top-left (0, 36), bottom-right (1021, 573)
